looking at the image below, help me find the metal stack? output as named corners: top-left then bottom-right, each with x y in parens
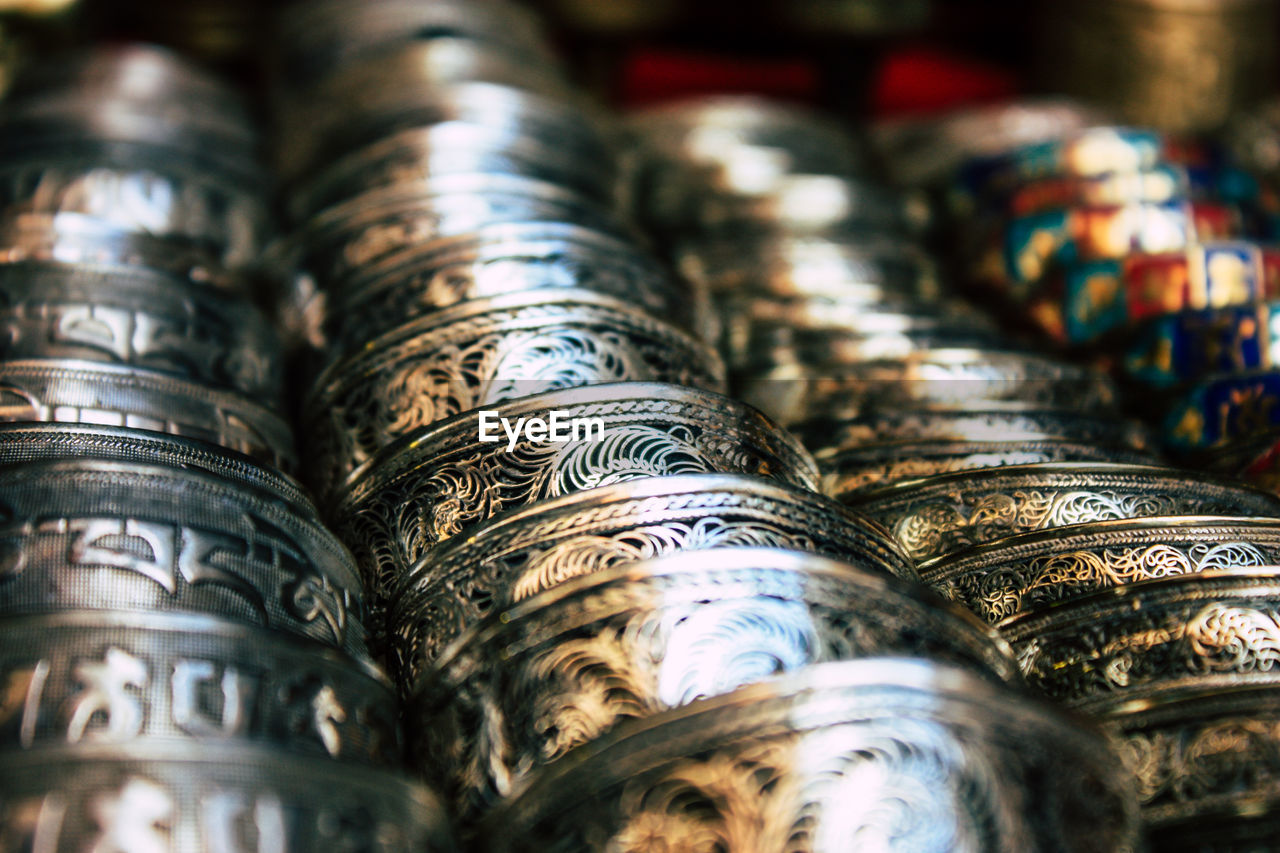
top-left (268, 1), bottom-right (1144, 837)
top-left (0, 43), bottom-right (451, 851)
top-left (865, 105), bottom-right (1280, 848)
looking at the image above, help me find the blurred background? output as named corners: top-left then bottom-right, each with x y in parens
top-left (2, 0), bottom-right (1276, 135)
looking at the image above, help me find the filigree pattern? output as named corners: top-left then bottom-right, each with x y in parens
top-left (408, 564), bottom-right (1014, 823)
top-left (485, 662), bottom-right (1137, 852)
top-left (934, 535), bottom-right (1274, 624)
top-left (338, 393), bottom-right (818, 638)
top-left (1006, 578), bottom-right (1280, 709)
top-left (311, 299), bottom-right (722, 490)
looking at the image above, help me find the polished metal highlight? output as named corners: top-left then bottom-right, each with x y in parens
top-left (480, 657), bottom-right (1140, 853)
top-left (0, 359), bottom-right (295, 470)
top-left (408, 549), bottom-right (1017, 823)
top-left (919, 515), bottom-right (1280, 625)
top-left (848, 462), bottom-right (1280, 562)
top-left (386, 473), bottom-right (916, 687)
top-left (0, 610), bottom-right (396, 764)
top-left (307, 290), bottom-right (726, 494)
top-left (325, 222), bottom-right (705, 350)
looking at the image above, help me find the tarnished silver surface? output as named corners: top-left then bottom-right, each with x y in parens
top-left (0, 422), bottom-right (314, 515)
top-left (481, 657), bottom-right (1140, 853)
top-left (821, 438), bottom-right (1160, 499)
top-left (333, 383), bottom-right (819, 628)
top-left (307, 290), bottom-right (726, 495)
top-left (408, 548), bottom-right (1017, 823)
top-left (386, 474), bottom-right (916, 687)
top-left (328, 222), bottom-right (704, 349)
top-left (0, 610), bottom-right (396, 764)
top-left (0, 743), bottom-right (455, 852)
top-left (291, 173), bottom-right (621, 291)
top-left (1100, 683), bottom-right (1280, 844)
top-left (0, 458), bottom-right (365, 655)
top-left (848, 462), bottom-right (1280, 562)
top-left (0, 260), bottom-right (282, 399)
top-left (1005, 569), bottom-right (1280, 712)
top-left (0, 358), bottom-right (295, 470)
top-left (919, 516), bottom-right (1280, 625)
top-left (799, 405), bottom-right (1156, 459)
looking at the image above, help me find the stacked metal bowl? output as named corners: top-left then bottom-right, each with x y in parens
top-left (0, 43), bottom-right (452, 851)
top-left (267, 16), bottom-right (1144, 840)
top-left (856, 104), bottom-right (1280, 847)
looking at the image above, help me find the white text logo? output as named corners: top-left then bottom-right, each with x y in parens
top-left (478, 410), bottom-right (606, 451)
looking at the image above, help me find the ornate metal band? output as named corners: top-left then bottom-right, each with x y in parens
top-left (786, 348), bottom-right (1119, 420)
top-left (919, 516), bottom-right (1280, 626)
top-left (326, 222), bottom-right (702, 352)
top-left (0, 155), bottom-right (269, 269)
top-left (332, 383), bottom-right (819, 629)
top-left (0, 358), bottom-right (296, 470)
top-left (847, 462), bottom-right (1280, 562)
top-left (798, 405), bottom-right (1155, 459)
top-left (0, 422), bottom-right (316, 517)
top-left (0, 212), bottom-right (237, 284)
top-left (481, 657), bottom-right (1138, 853)
top-left (0, 459), bottom-right (366, 654)
top-left (1005, 569), bottom-right (1280, 714)
top-left (1099, 683), bottom-right (1280, 841)
top-left (0, 744), bottom-right (453, 853)
top-left (295, 174), bottom-right (618, 290)
top-left (307, 290), bottom-right (726, 495)
top-left (0, 610), bottom-right (396, 765)
top-left (821, 439), bottom-right (1159, 499)
top-left (0, 260), bottom-right (282, 399)
top-left (408, 548), bottom-right (1016, 823)
top-left (289, 105), bottom-right (614, 219)
top-left (386, 474), bottom-right (916, 687)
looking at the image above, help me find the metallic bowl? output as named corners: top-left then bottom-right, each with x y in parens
top-left (0, 610), bottom-right (397, 764)
top-left (0, 358), bottom-right (295, 470)
top-left (919, 516), bottom-right (1280, 625)
top-left (327, 222), bottom-right (705, 350)
top-left (847, 462), bottom-right (1280, 562)
top-left (386, 473), bottom-right (917, 687)
top-left (1099, 682), bottom-right (1280, 846)
top-left (332, 382), bottom-right (819, 627)
top-left (0, 260), bottom-right (282, 400)
top-left (286, 121), bottom-right (617, 222)
top-left (407, 549), bottom-right (1018, 823)
top-left (0, 743), bottom-right (455, 852)
top-left (0, 458), bottom-right (366, 655)
top-left (1004, 568), bottom-right (1280, 713)
top-left (306, 290), bottom-right (726, 496)
top-left (820, 437), bottom-right (1160, 499)
top-left (291, 173), bottom-right (621, 291)
top-left (798, 404), bottom-right (1157, 459)
top-left (0, 421), bottom-right (314, 516)
top-left (479, 657), bottom-right (1139, 853)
